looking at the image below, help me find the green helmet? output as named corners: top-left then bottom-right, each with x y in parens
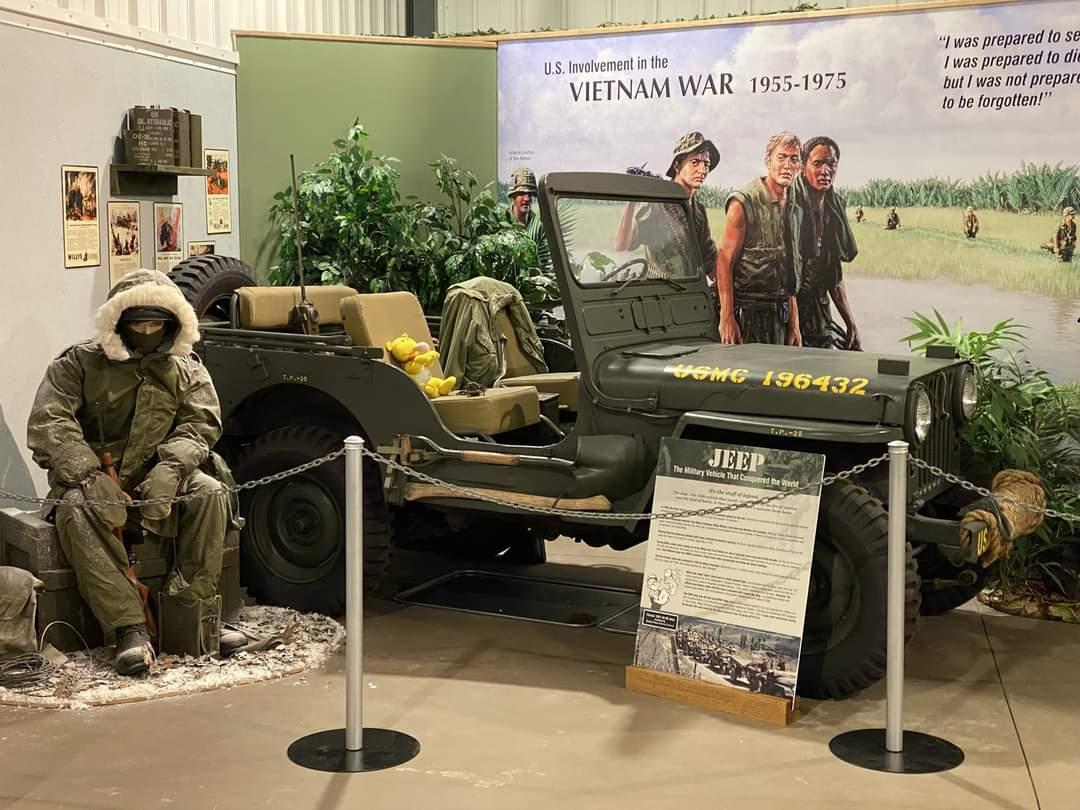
top-left (509, 167), bottom-right (538, 197)
top-left (666, 132), bottom-right (719, 178)
top-left (1064, 206), bottom-right (1076, 217)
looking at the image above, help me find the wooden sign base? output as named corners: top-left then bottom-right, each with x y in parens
top-left (625, 665), bottom-right (799, 727)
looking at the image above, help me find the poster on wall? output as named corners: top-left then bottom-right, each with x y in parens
top-left (61, 165), bottom-right (99, 268)
top-left (204, 148), bottom-right (231, 234)
top-left (187, 240), bottom-right (215, 257)
top-left (632, 438), bottom-right (823, 704)
top-left (498, 0), bottom-right (1080, 381)
top-left (153, 202), bottom-right (183, 272)
top-left (107, 201), bottom-right (140, 285)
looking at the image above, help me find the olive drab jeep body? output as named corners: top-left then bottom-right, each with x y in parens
top-left (178, 172), bottom-right (984, 700)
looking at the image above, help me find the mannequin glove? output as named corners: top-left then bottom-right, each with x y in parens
top-left (81, 472), bottom-right (128, 529)
top-left (137, 464), bottom-right (182, 521)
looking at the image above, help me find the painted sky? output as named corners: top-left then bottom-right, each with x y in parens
top-left (498, 0), bottom-right (1080, 191)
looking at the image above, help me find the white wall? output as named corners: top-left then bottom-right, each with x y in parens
top-left (0, 16), bottom-right (239, 503)
top-left (438, 0), bottom-right (974, 34)
top-left (0, 0), bottom-right (408, 53)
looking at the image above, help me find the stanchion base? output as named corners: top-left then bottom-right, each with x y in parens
top-left (829, 729), bottom-right (964, 774)
top-left (288, 728), bottom-right (420, 773)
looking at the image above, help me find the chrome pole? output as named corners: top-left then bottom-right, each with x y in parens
top-left (886, 440), bottom-right (909, 753)
top-left (344, 436), bottom-right (364, 752)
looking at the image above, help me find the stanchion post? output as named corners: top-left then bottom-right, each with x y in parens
top-left (345, 436), bottom-right (364, 751)
top-left (286, 436), bottom-right (420, 773)
top-left (885, 439), bottom-right (908, 753)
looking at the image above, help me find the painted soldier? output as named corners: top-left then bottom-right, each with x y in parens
top-left (27, 270), bottom-right (243, 676)
top-left (963, 207), bottom-right (979, 239)
top-left (884, 207), bottom-right (901, 230)
top-left (1045, 206), bottom-right (1077, 262)
top-left (855, 205), bottom-right (864, 223)
top-left (716, 132), bottom-right (802, 346)
top-left (506, 167), bottom-right (552, 273)
top-left (615, 132), bottom-right (719, 293)
top-left (790, 136), bottom-right (861, 350)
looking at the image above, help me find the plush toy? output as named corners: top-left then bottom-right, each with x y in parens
top-left (385, 333), bottom-right (457, 399)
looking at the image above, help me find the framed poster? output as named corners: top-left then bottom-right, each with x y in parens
top-left (107, 201), bottom-right (141, 285)
top-left (204, 148), bottom-right (231, 234)
top-left (153, 202), bottom-right (183, 273)
top-left (61, 165), bottom-right (100, 268)
top-left (187, 240), bottom-right (215, 257)
top-left (633, 438), bottom-right (824, 705)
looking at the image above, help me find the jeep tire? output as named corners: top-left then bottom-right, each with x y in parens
top-left (798, 481), bottom-right (920, 700)
top-left (233, 427), bottom-right (392, 615)
top-left (168, 254), bottom-right (255, 322)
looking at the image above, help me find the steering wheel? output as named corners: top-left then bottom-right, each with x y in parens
top-left (599, 257), bottom-right (649, 283)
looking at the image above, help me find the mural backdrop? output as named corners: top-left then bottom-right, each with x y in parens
top-left (498, 0), bottom-right (1080, 380)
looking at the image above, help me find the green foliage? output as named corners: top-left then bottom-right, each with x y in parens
top-left (269, 125), bottom-right (553, 312)
top-left (842, 163), bottom-right (1080, 213)
top-left (904, 311), bottom-right (1080, 595)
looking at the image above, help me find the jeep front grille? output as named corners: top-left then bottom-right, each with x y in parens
top-left (912, 370), bottom-right (956, 503)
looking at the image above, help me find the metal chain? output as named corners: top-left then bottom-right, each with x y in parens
top-left (908, 457), bottom-right (1080, 524)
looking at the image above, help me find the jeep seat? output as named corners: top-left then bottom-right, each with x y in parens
top-left (234, 286), bottom-right (359, 330)
top-left (339, 292), bottom-right (540, 435)
top-left (492, 309), bottom-right (580, 409)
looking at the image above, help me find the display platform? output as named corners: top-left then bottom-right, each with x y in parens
top-left (394, 570), bottom-right (639, 627)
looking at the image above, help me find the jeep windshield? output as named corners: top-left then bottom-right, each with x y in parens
top-left (555, 195), bottom-right (702, 289)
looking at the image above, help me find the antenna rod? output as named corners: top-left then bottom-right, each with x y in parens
top-left (289, 154), bottom-right (307, 300)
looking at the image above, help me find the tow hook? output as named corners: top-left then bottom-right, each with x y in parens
top-left (927, 569), bottom-right (979, 591)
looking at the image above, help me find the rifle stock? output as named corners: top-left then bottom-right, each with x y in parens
top-left (101, 451), bottom-right (158, 647)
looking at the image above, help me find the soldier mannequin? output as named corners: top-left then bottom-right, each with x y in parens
top-left (716, 132), bottom-right (803, 346)
top-left (507, 168), bottom-right (552, 273)
top-left (27, 270), bottom-right (241, 676)
top-left (615, 131), bottom-right (719, 293)
top-left (963, 207), bottom-right (979, 239)
top-left (790, 136), bottom-right (861, 350)
top-left (884, 207), bottom-right (901, 230)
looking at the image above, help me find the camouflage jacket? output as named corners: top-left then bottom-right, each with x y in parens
top-left (1055, 220), bottom-right (1077, 249)
top-left (27, 270), bottom-right (220, 496)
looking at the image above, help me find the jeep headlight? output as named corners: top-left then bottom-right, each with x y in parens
top-left (954, 367), bottom-right (978, 422)
top-left (907, 385), bottom-right (933, 445)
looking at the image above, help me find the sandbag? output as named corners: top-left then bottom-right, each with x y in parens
top-left (0, 567), bottom-right (44, 658)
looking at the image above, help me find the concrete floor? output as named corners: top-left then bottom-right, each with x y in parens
top-left (1, 538), bottom-right (1077, 810)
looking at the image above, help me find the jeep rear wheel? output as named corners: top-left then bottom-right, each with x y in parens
top-left (798, 481), bottom-right (920, 700)
top-left (168, 254), bottom-right (254, 322)
top-left (233, 427), bottom-right (392, 614)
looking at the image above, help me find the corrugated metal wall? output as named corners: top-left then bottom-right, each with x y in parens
top-left (438, 0), bottom-right (956, 34)
top-left (4, 0), bottom-right (408, 51)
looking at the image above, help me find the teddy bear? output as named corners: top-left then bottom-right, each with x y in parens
top-left (384, 333), bottom-right (457, 399)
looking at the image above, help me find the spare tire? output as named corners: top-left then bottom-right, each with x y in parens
top-left (168, 255), bottom-right (255, 321)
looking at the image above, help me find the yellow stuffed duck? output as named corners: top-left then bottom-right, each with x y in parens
top-left (385, 333), bottom-right (457, 398)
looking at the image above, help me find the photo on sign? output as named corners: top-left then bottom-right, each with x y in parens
top-left (634, 617), bottom-right (799, 699)
top-left (204, 148), bottom-right (231, 234)
top-left (187, 240), bottom-right (215, 257)
top-left (153, 202), bottom-right (183, 273)
top-left (107, 200), bottom-right (140, 285)
top-left (61, 164), bottom-right (100, 268)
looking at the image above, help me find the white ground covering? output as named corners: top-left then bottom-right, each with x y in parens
top-left (0, 606), bottom-right (343, 710)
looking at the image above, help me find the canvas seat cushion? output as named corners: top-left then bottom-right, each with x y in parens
top-left (235, 286), bottom-right (358, 329)
top-left (500, 371), bottom-right (579, 410)
top-left (431, 386), bottom-right (541, 435)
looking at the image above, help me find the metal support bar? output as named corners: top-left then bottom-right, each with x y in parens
top-left (345, 436), bottom-right (364, 751)
top-left (886, 439), bottom-right (908, 753)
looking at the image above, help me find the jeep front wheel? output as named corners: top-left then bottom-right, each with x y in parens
top-left (233, 427), bottom-right (392, 614)
top-left (797, 481), bottom-right (920, 700)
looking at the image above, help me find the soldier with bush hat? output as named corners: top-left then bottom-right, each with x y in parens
top-left (1044, 206), bottom-right (1077, 262)
top-left (963, 207), bottom-right (979, 239)
top-left (507, 167), bottom-right (551, 273)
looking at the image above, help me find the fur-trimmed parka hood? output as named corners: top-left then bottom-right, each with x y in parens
top-left (94, 269), bottom-right (200, 361)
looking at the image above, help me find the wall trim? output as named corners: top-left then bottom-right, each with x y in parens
top-left (453, 0), bottom-right (1029, 42)
top-left (0, 0), bottom-right (238, 72)
top-left (231, 28), bottom-right (496, 48)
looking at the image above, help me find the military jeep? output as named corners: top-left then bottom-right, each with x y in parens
top-left (180, 173), bottom-right (983, 700)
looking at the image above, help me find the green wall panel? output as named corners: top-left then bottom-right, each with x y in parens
top-left (236, 36), bottom-right (497, 276)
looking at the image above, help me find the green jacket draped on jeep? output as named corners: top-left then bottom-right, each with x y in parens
top-left (439, 276), bottom-right (547, 389)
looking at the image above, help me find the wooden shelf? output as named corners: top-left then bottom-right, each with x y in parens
top-left (110, 162), bottom-right (213, 196)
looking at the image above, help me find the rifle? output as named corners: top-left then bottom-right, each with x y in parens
top-left (286, 153), bottom-right (320, 336)
top-left (98, 438), bottom-right (158, 648)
